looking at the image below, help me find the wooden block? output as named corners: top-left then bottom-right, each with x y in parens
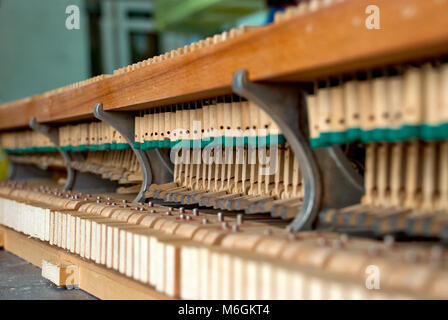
top-left (42, 259), bottom-right (79, 287)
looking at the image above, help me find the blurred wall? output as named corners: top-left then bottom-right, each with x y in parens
top-left (0, 0), bottom-right (90, 103)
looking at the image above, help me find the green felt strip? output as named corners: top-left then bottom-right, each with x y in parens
top-left (310, 123), bottom-right (448, 148)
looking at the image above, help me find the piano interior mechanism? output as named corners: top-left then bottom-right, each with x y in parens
top-left (1, 0), bottom-right (448, 300)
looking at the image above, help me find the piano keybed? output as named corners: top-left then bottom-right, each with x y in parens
top-left (1, 182), bottom-right (447, 299)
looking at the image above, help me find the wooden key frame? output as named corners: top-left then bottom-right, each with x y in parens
top-left (232, 70), bottom-right (363, 231)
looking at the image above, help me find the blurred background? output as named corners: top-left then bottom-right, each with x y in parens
top-left (0, 0), bottom-right (300, 104)
top-left (0, 0), bottom-right (300, 179)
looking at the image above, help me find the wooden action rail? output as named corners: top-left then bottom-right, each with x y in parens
top-left (0, 0), bottom-right (446, 130)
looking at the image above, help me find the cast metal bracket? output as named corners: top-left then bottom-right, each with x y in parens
top-left (232, 70), bottom-right (363, 231)
top-left (94, 103), bottom-right (152, 203)
top-left (29, 117), bottom-right (74, 189)
top-left (30, 117), bottom-right (117, 193)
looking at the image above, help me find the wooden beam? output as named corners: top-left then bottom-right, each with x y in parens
top-left (0, 226), bottom-right (172, 300)
top-left (0, 229), bottom-right (4, 248)
top-left (0, 0), bottom-right (447, 130)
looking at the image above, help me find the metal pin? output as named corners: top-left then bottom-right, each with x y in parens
top-left (202, 218), bottom-right (208, 225)
top-left (405, 250), bottom-right (418, 263)
top-left (166, 211), bottom-right (172, 216)
top-left (192, 208), bottom-right (199, 216)
top-left (180, 214), bottom-right (185, 219)
top-left (147, 201), bottom-right (153, 207)
top-left (367, 245), bottom-right (380, 256)
top-left (179, 207), bottom-right (185, 214)
top-left (264, 228), bottom-right (273, 236)
top-left (217, 212), bottom-right (224, 222)
top-left (383, 235), bottom-right (395, 248)
top-left (185, 215), bottom-right (192, 221)
top-left (222, 222), bottom-right (228, 229)
top-left (149, 209), bottom-right (155, 214)
top-left (431, 245), bottom-right (443, 263)
top-left (340, 233), bottom-right (349, 243)
top-left (232, 224), bottom-right (239, 232)
top-left (317, 237), bottom-right (327, 246)
top-left (236, 214), bottom-right (243, 226)
top-left (168, 207), bottom-right (173, 211)
top-left (332, 239), bottom-right (342, 249)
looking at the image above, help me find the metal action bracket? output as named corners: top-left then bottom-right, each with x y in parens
top-left (94, 103), bottom-right (152, 203)
top-left (232, 70), bottom-right (364, 231)
top-left (29, 117), bottom-right (118, 193)
top-left (146, 149), bottom-right (174, 184)
top-left (29, 117), bottom-right (73, 189)
top-left (7, 162), bottom-right (53, 182)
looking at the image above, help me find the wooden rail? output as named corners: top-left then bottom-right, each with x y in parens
top-left (0, 0), bottom-right (447, 130)
top-left (0, 226), bottom-right (172, 300)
